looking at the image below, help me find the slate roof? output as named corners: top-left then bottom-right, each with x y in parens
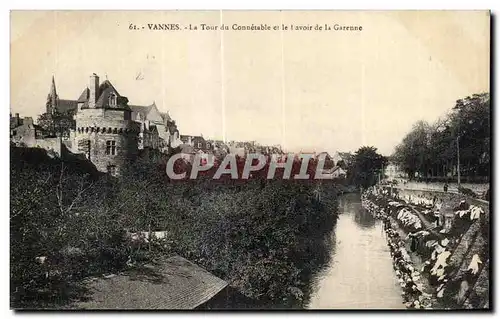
top-left (69, 80), bottom-right (129, 110)
top-left (48, 76), bottom-right (173, 120)
top-left (77, 88), bottom-right (89, 102)
top-left (337, 152), bottom-right (353, 160)
top-left (315, 152), bottom-right (332, 159)
top-left (95, 86), bottom-right (115, 107)
top-left (94, 80), bottom-right (130, 109)
top-left (129, 103), bottom-right (172, 125)
top-left (161, 112), bottom-right (172, 122)
top-left (73, 256), bottom-right (228, 310)
top-left (52, 79), bottom-right (128, 112)
top-left (129, 104), bottom-right (156, 122)
top-left (57, 99), bottom-right (78, 113)
top-left (129, 104), bottom-right (151, 115)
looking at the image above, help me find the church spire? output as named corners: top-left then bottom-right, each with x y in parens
top-left (47, 75), bottom-right (58, 114)
top-left (51, 75), bottom-right (56, 92)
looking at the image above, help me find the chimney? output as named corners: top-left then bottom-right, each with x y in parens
top-left (15, 113), bottom-right (19, 119)
top-left (89, 73), bottom-right (100, 108)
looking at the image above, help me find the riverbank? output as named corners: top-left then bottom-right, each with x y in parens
top-left (362, 195), bottom-right (435, 309)
top-left (361, 186), bottom-right (490, 310)
top-left (388, 181), bottom-right (489, 199)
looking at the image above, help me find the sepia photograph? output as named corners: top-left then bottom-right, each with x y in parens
top-left (9, 10), bottom-right (491, 310)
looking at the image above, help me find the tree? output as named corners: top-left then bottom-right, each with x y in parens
top-left (450, 93), bottom-right (490, 177)
top-left (347, 146), bottom-right (387, 188)
top-left (37, 110), bottom-right (75, 138)
top-left (392, 93), bottom-right (490, 181)
top-left (336, 152), bottom-right (354, 171)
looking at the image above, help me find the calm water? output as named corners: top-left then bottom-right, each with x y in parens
top-left (307, 193), bottom-right (405, 309)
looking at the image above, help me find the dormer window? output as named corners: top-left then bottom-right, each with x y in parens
top-left (108, 93), bottom-right (117, 107)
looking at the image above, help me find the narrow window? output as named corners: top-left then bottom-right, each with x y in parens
top-left (106, 140), bottom-right (117, 155)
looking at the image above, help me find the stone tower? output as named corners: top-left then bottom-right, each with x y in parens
top-left (73, 73), bottom-right (139, 175)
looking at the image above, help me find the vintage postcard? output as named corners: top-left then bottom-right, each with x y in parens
top-left (10, 10), bottom-right (490, 310)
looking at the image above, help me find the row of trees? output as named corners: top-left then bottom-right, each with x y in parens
top-left (392, 93), bottom-right (490, 181)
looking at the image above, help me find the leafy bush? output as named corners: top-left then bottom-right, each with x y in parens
top-left (10, 146), bottom-right (136, 308)
top-left (167, 179), bottom-right (338, 305)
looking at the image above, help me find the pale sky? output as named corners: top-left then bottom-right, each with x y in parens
top-left (10, 11), bottom-right (490, 155)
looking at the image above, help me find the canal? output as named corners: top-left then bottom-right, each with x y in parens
top-left (307, 193), bottom-right (405, 309)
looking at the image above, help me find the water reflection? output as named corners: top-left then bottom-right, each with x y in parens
top-left (299, 231), bottom-right (337, 308)
top-left (338, 194), bottom-right (376, 229)
top-left (354, 206), bottom-right (376, 229)
top-left (308, 193), bottom-right (404, 309)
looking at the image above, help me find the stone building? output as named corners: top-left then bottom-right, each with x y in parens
top-left (138, 122), bottom-right (160, 150)
top-left (10, 113), bottom-right (64, 156)
top-left (206, 139), bottom-right (229, 156)
top-left (129, 102), bottom-right (180, 151)
top-left (180, 135), bottom-right (212, 153)
top-left (71, 73), bottom-right (141, 175)
top-left (44, 73), bottom-right (180, 149)
top-left (385, 162), bottom-right (404, 180)
top-left (10, 114), bottom-right (45, 145)
top-left (27, 73), bottom-right (183, 175)
top-left (10, 113), bottom-right (23, 131)
top-left (11, 74), bottom-right (183, 175)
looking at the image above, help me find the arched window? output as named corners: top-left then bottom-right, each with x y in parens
top-left (108, 93), bottom-right (117, 107)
